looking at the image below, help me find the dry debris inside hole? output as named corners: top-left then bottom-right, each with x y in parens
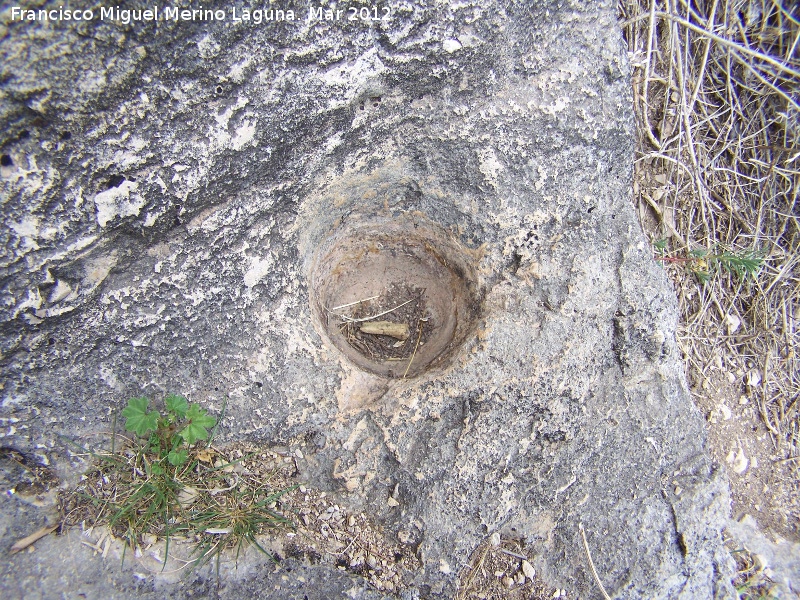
top-left (456, 536), bottom-right (560, 600)
top-left (332, 282), bottom-right (434, 365)
top-left (311, 224), bottom-right (481, 378)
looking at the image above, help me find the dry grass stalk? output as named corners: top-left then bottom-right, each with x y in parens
top-left (579, 523), bottom-right (611, 600)
top-left (9, 525), bottom-right (58, 554)
top-left (619, 0), bottom-right (799, 529)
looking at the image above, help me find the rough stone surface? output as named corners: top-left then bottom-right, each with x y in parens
top-left (727, 515), bottom-right (800, 597)
top-left (0, 1), bottom-right (734, 598)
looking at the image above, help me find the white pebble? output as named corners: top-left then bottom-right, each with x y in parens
top-left (522, 559), bottom-right (535, 579)
top-left (725, 314), bottom-right (741, 334)
top-left (745, 370), bottom-right (762, 388)
top-left (727, 448), bottom-right (749, 474)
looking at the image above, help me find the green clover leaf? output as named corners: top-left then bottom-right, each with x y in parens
top-left (121, 397), bottom-right (159, 437)
top-left (179, 404), bottom-right (216, 445)
top-left (165, 394), bottom-right (189, 419)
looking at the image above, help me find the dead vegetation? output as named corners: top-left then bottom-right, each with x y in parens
top-left (619, 0), bottom-right (799, 590)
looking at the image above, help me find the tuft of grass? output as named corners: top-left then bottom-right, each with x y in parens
top-left (59, 395), bottom-right (295, 572)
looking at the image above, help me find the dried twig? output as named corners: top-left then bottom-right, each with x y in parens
top-left (330, 299), bottom-right (413, 323)
top-left (330, 296), bottom-right (379, 311)
top-left (359, 321), bottom-right (409, 341)
top-left (403, 319), bottom-right (425, 378)
top-left (10, 525), bottom-right (58, 554)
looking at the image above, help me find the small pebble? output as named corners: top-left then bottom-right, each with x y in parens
top-left (522, 559), bottom-right (535, 579)
top-left (746, 370), bottom-right (761, 388)
top-left (502, 576), bottom-right (514, 588)
top-left (489, 532), bottom-right (501, 546)
top-left (730, 448), bottom-right (749, 474)
top-left (725, 313), bottom-right (741, 334)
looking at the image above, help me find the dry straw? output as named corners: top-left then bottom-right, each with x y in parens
top-left (619, 0), bottom-right (798, 532)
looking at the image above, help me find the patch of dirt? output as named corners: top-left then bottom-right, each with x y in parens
top-left (724, 532), bottom-right (784, 599)
top-left (685, 345), bottom-right (799, 541)
top-left (456, 535), bottom-right (560, 600)
top-left (60, 440), bottom-right (421, 595)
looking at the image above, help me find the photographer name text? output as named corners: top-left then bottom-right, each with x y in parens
top-left (10, 5), bottom-right (392, 25)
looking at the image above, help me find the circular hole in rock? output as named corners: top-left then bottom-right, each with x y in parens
top-left (310, 220), bottom-right (481, 378)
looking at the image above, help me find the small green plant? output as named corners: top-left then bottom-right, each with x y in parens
top-left (121, 394), bottom-right (216, 470)
top-left (686, 248), bottom-right (765, 283)
top-left (60, 394), bottom-right (295, 573)
top-left (653, 240), bottom-right (765, 284)
top-left (653, 237), bottom-right (669, 256)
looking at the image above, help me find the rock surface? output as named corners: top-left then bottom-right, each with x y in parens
top-left (727, 515), bottom-right (800, 597)
top-left (0, 0), bottom-right (734, 598)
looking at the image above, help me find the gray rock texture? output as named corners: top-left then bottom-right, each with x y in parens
top-left (1, 0), bottom-right (734, 598)
top-left (727, 515), bottom-right (800, 597)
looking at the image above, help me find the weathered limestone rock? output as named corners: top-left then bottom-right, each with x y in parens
top-left (0, 0), bottom-right (734, 597)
